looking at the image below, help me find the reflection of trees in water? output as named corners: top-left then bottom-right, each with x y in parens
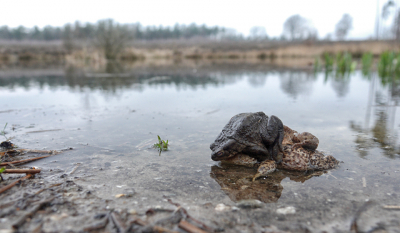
top-left (0, 65), bottom-right (249, 94)
top-left (279, 71), bottom-right (316, 99)
top-left (330, 76), bottom-right (350, 98)
top-left (350, 74), bottom-right (400, 159)
top-left (247, 72), bottom-right (267, 87)
top-left (0, 75), bottom-right (66, 91)
top-left (210, 164), bottom-right (322, 203)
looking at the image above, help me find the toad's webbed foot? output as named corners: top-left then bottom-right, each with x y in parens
top-left (252, 160), bottom-right (276, 181)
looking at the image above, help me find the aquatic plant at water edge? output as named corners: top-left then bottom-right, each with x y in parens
top-left (313, 57), bottom-right (321, 73)
top-left (336, 52), bottom-right (356, 76)
top-left (377, 51), bottom-right (400, 85)
top-left (153, 135), bottom-right (169, 153)
top-left (0, 162), bottom-right (4, 181)
top-left (322, 52), bottom-right (334, 71)
top-left (361, 52), bottom-right (373, 76)
top-left (1, 123), bottom-right (7, 139)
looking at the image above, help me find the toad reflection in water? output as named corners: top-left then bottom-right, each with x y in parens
top-left (210, 164), bottom-right (325, 203)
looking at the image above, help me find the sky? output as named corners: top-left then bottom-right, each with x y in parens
top-left (0, 0), bottom-right (392, 39)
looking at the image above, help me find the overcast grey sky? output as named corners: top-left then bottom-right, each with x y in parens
top-left (0, 0), bottom-right (391, 39)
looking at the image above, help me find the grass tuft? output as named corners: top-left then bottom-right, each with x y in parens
top-left (153, 135), bottom-right (169, 155)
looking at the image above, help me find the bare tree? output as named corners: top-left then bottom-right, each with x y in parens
top-left (95, 19), bottom-right (131, 60)
top-left (62, 24), bottom-right (74, 53)
top-left (393, 11), bottom-right (400, 40)
top-left (282, 14), bottom-right (309, 41)
top-left (382, 0), bottom-right (395, 20)
top-left (324, 33), bottom-right (333, 41)
top-left (249, 26), bottom-right (268, 40)
top-left (305, 27), bottom-right (318, 41)
top-left (335, 14), bottom-right (353, 40)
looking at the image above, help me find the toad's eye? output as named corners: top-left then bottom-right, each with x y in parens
top-left (217, 151), bottom-right (224, 156)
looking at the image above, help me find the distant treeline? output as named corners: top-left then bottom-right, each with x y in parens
top-left (0, 21), bottom-right (226, 41)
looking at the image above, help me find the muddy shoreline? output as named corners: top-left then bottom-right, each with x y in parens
top-left (0, 40), bottom-right (397, 69)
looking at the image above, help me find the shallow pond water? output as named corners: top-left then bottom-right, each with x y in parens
top-left (1, 65), bottom-right (400, 231)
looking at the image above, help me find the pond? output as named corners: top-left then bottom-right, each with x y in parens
top-left (1, 64), bottom-right (399, 231)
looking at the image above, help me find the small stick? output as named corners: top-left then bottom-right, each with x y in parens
top-left (110, 212), bottom-right (127, 233)
top-left (383, 205), bottom-right (400, 210)
top-left (2, 169), bottom-right (41, 174)
top-left (83, 212), bottom-right (110, 232)
top-left (168, 199), bottom-right (213, 232)
top-left (35, 183), bottom-right (63, 195)
top-left (0, 200), bottom-right (16, 209)
top-left (129, 217), bottom-right (148, 226)
top-left (18, 149), bottom-right (58, 154)
top-left (152, 226), bottom-right (179, 233)
top-left (350, 201), bottom-right (374, 232)
top-left (0, 155), bottom-right (53, 166)
top-left (31, 223), bottom-right (43, 233)
top-left (179, 220), bottom-right (208, 233)
top-left (0, 174), bottom-right (32, 194)
top-left (26, 129), bottom-right (62, 133)
top-left (69, 163), bottom-right (81, 175)
top-left (0, 149), bottom-right (57, 157)
top-left (362, 177), bottom-right (366, 187)
top-left (12, 197), bottom-right (55, 229)
top-left (0, 150), bottom-right (19, 156)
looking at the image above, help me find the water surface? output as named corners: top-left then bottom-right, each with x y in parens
top-left (1, 66), bottom-right (399, 227)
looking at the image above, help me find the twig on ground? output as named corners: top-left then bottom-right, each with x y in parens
top-left (350, 201), bottom-right (374, 232)
top-left (69, 163), bottom-right (81, 175)
top-left (129, 217), bottom-right (148, 226)
top-left (26, 129), bottom-right (62, 134)
top-left (0, 174), bottom-right (32, 194)
top-left (168, 199), bottom-right (213, 232)
top-left (12, 197), bottom-right (55, 229)
top-left (110, 212), bottom-right (128, 233)
top-left (31, 223), bottom-right (43, 233)
top-left (2, 169), bottom-right (41, 174)
top-left (83, 212), bottom-right (111, 232)
top-left (0, 155), bottom-right (53, 166)
top-left (179, 220), bottom-right (209, 233)
top-left (0, 200), bottom-right (16, 209)
top-left (152, 226), bottom-right (180, 233)
top-left (18, 149), bottom-right (59, 154)
top-left (0, 150), bottom-right (19, 156)
top-left (383, 205), bottom-right (400, 210)
top-left (146, 208), bottom-right (174, 216)
top-left (35, 182), bottom-right (63, 195)
top-left (0, 149), bottom-right (57, 157)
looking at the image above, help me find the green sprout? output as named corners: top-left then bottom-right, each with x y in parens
top-left (153, 135), bottom-right (169, 155)
top-left (1, 123), bottom-right (7, 139)
top-left (322, 52), bottom-right (334, 71)
top-left (313, 56), bottom-right (321, 73)
top-left (361, 52), bottom-right (373, 76)
top-left (0, 162), bottom-right (4, 181)
top-left (336, 52), bottom-right (355, 76)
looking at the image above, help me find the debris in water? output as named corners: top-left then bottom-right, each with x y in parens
top-left (215, 203), bottom-right (230, 211)
top-left (276, 206), bottom-right (296, 215)
top-left (236, 199), bottom-right (263, 209)
top-left (0, 141), bottom-right (14, 149)
top-left (383, 205), bottom-right (400, 210)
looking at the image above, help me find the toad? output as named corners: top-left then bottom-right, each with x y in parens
top-left (210, 112), bottom-right (284, 163)
top-left (210, 113), bottom-right (339, 180)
